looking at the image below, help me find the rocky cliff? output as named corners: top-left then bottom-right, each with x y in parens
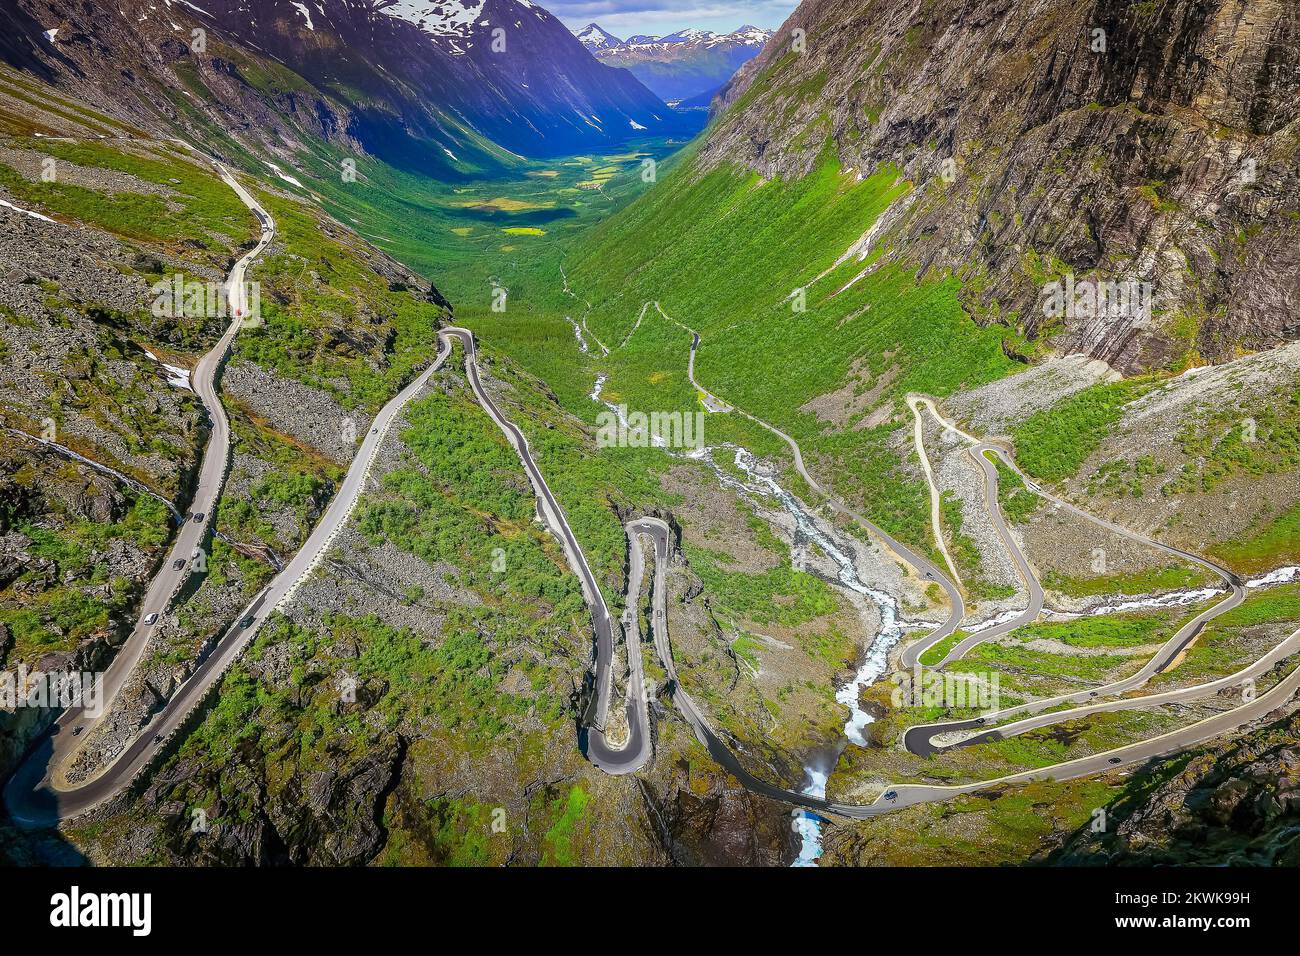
top-left (1053, 708), bottom-right (1300, 865)
top-left (706, 0), bottom-right (1300, 372)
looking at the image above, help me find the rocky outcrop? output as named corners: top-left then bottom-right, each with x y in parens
top-left (1053, 708), bottom-right (1300, 865)
top-left (638, 760), bottom-right (799, 866)
top-left (706, 0), bottom-right (1300, 371)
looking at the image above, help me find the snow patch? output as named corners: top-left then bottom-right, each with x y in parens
top-left (0, 198), bottom-right (55, 223)
top-left (143, 349), bottom-right (193, 391)
top-left (262, 161), bottom-right (304, 189)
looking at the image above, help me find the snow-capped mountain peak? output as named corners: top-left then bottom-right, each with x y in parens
top-left (658, 28), bottom-right (715, 44)
top-left (575, 22), bottom-right (621, 50)
top-left (579, 23), bottom-right (775, 103)
top-left (378, 0), bottom-right (486, 39)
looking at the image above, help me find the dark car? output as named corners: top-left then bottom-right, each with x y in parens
top-left (240, 615), bottom-right (256, 629)
top-left (173, 559), bottom-right (186, 571)
top-left (884, 790), bottom-right (899, 801)
top-left (1108, 756), bottom-right (1123, 764)
top-left (192, 512), bottom-right (205, 524)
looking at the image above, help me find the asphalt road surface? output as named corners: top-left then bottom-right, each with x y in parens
top-left (901, 398), bottom-right (1247, 757)
top-left (6, 219), bottom-right (1289, 831)
top-left (624, 519), bottom-right (1300, 822)
top-left (660, 305), bottom-right (967, 669)
top-left (4, 161), bottom-right (275, 825)
top-left (441, 329), bottom-right (650, 774)
top-left (4, 312), bottom-right (452, 827)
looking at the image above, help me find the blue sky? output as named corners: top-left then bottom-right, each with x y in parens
top-left (548, 0), bottom-right (799, 39)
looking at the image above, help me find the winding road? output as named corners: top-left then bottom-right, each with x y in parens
top-left (6, 181), bottom-right (1293, 833)
top-left (4, 158), bottom-right (275, 824)
top-left (4, 158), bottom-right (458, 825)
top-left (5, 328), bottom-right (453, 825)
top-left (439, 329), bottom-right (649, 775)
top-left (658, 303), bottom-right (968, 669)
top-left (623, 505), bottom-right (1300, 822)
top-left (586, 302), bottom-right (1298, 822)
top-left (900, 397), bottom-right (1248, 758)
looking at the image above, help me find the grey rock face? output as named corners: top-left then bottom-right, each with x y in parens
top-left (705, 0), bottom-right (1300, 372)
top-left (1053, 706), bottom-right (1300, 865)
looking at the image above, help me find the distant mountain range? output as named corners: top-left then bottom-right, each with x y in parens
top-left (574, 23), bottom-right (773, 104)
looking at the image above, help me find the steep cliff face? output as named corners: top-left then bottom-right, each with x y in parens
top-left (705, 0), bottom-right (1300, 372)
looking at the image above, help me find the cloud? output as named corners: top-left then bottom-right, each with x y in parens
top-left (548, 0), bottom-right (799, 37)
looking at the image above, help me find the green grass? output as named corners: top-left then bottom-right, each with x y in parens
top-left (232, 188), bottom-right (444, 412)
top-left (683, 543), bottom-right (840, 628)
top-left (949, 641), bottom-right (1143, 684)
top-left (1012, 378), bottom-right (1153, 482)
top-left (1004, 611), bottom-right (1182, 649)
top-left (974, 708), bottom-right (1180, 768)
top-left (0, 139), bottom-right (250, 254)
top-left (0, 494), bottom-right (169, 659)
top-left (550, 149), bottom-right (1025, 551)
top-left (1213, 583), bottom-right (1300, 629)
top-left (986, 451), bottom-right (1041, 523)
top-left (1151, 585), bottom-right (1300, 685)
top-left (1167, 384), bottom-right (1300, 495)
top-left (540, 785), bottom-right (590, 867)
top-left (1042, 564), bottom-right (1212, 598)
top-left (1211, 500), bottom-right (1300, 574)
top-left (918, 629), bottom-right (970, 666)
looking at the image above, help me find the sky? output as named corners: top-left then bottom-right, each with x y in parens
top-left (548, 0), bottom-right (799, 38)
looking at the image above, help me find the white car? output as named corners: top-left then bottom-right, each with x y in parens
top-left (144, 613), bottom-right (159, 626)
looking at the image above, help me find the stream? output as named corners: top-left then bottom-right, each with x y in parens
top-left (686, 445), bottom-right (907, 867)
top-left (585, 372), bottom-right (1300, 867)
top-left (587, 363), bottom-right (907, 864)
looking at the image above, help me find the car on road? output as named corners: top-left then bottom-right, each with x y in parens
top-left (240, 615), bottom-right (256, 628)
top-left (172, 559), bottom-right (186, 571)
top-left (1108, 756), bottom-right (1123, 764)
top-left (71, 726), bottom-right (84, 737)
top-left (884, 790), bottom-right (898, 801)
top-left (144, 613), bottom-right (159, 626)
top-left (192, 512), bottom-right (205, 524)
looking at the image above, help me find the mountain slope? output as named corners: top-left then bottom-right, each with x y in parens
top-left (5, 0), bottom-right (695, 172)
top-left (705, 0), bottom-right (1300, 371)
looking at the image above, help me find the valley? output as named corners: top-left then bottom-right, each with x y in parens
top-left (0, 0), bottom-right (1297, 882)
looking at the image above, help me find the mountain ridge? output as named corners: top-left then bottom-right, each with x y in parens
top-left (576, 21), bottom-right (774, 102)
top-left (4, 0), bottom-right (695, 171)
